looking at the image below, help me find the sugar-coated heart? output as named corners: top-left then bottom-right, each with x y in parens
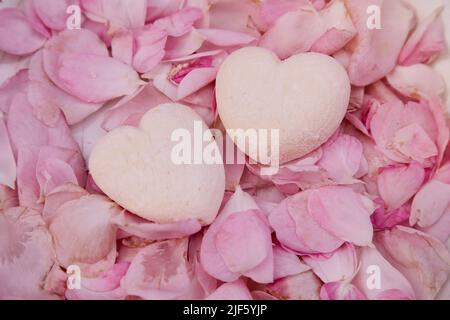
top-left (89, 103), bottom-right (225, 225)
top-left (216, 47), bottom-right (351, 165)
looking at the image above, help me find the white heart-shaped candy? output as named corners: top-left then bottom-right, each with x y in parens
top-left (89, 103), bottom-right (225, 225)
top-left (216, 47), bottom-right (351, 164)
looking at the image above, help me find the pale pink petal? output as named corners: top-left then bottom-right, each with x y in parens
top-left (320, 281), bottom-right (366, 300)
top-left (0, 113), bottom-right (16, 188)
top-left (208, 0), bottom-right (261, 35)
top-left (57, 52), bottom-right (143, 103)
top-left (200, 187), bottom-right (273, 283)
top-left (164, 29), bottom-right (205, 59)
top-left (260, 0), bottom-right (311, 30)
top-left (370, 100), bottom-right (439, 164)
top-left (411, 164), bottom-right (450, 228)
top-left (265, 270), bottom-right (322, 300)
top-left (32, 0), bottom-right (78, 31)
top-left (303, 243), bottom-right (358, 283)
top-left (377, 162), bottom-right (425, 210)
top-left (345, 0), bottom-right (414, 86)
top-left (28, 49), bottom-right (104, 125)
top-left (49, 194), bottom-right (119, 277)
top-left (154, 7), bottom-right (203, 37)
top-left (66, 262), bottom-right (129, 300)
top-left (43, 182), bottom-right (89, 223)
top-left (101, 83), bottom-right (171, 131)
top-left (197, 28), bottom-right (257, 47)
top-left (387, 64), bottom-right (445, 100)
top-left (371, 204), bottom-right (410, 230)
top-left (132, 27), bottom-right (167, 73)
top-left (122, 239), bottom-right (193, 299)
top-left (111, 31), bottom-right (134, 65)
top-left (0, 207), bottom-right (58, 299)
top-left (308, 186), bottom-right (374, 246)
top-left (310, 0), bottom-right (357, 55)
top-left (273, 246), bottom-right (310, 280)
top-left (42, 29), bottom-right (109, 97)
top-left (375, 226), bottom-right (450, 299)
top-left (0, 185), bottom-right (18, 211)
top-left (0, 52), bottom-right (30, 87)
top-left (81, 0), bottom-right (147, 34)
top-left (353, 246), bottom-right (415, 300)
top-left (269, 190), bottom-right (344, 254)
top-left (318, 134), bottom-right (363, 184)
top-left (206, 279), bottom-right (252, 300)
top-left (399, 6), bottom-right (445, 66)
top-left (259, 7), bottom-right (324, 59)
top-left (0, 8), bottom-right (46, 55)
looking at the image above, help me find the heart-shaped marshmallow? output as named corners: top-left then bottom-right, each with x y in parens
top-left (216, 47), bottom-right (351, 165)
top-left (89, 103), bottom-right (225, 225)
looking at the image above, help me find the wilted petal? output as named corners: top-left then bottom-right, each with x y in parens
top-left (375, 226), bottom-right (450, 299)
top-left (122, 239), bottom-right (193, 299)
top-left (0, 207), bottom-right (57, 299)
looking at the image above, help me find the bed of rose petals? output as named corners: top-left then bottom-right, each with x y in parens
top-left (1, 0), bottom-right (450, 300)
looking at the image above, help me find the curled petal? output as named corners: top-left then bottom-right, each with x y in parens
top-left (399, 6), bottom-right (445, 65)
top-left (303, 243), bottom-right (358, 283)
top-left (387, 64), bottom-right (445, 100)
top-left (377, 162), bottom-right (425, 210)
top-left (0, 113), bottom-right (16, 188)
